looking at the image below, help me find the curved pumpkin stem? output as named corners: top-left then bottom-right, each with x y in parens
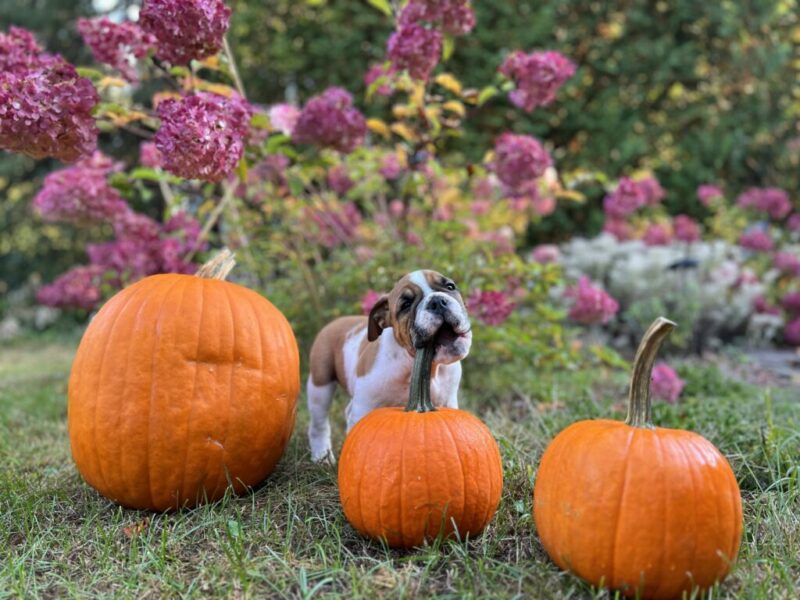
top-left (625, 317), bottom-right (676, 428)
top-left (406, 342), bottom-right (437, 413)
top-left (195, 248), bottom-right (236, 281)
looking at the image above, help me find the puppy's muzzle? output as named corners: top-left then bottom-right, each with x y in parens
top-left (412, 293), bottom-right (470, 349)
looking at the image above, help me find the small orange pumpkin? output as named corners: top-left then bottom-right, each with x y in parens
top-left (68, 250), bottom-right (300, 511)
top-left (338, 342), bottom-right (503, 548)
top-left (533, 318), bottom-right (742, 599)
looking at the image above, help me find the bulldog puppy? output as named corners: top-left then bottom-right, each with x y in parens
top-left (307, 270), bottom-right (472, 462)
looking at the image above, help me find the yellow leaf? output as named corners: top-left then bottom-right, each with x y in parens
top-left (392, 105), bottom-right (415, 119)
top-left (435, 73), bottom-right (462, 95)
top-left (442, 100), bottom-right (466, 117)
top-left (410, 82), bottom-right (425, 108)
top-left (367, 118), bottom-right (391, 139)
top-left (196, 82), bottom-right (235, 97)
top-left (390, 123), bottom-right (418, 143)
top-left (98, 76), bottom-right (128, 89)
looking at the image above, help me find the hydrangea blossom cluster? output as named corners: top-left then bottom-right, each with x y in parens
top-left (530, 244), bottom-right (560, 264)
top-left (697, 184), bottom-right (723, 206)
top-left (360, 289), bottom-right (382, 315)
top-left (36, 265), bottom-right (106, 311)
top-left (603, 218), bottom-right (634, 241)
top-left (0, 60), bottom-right (99, 163)
top-left (292, 87), bottom-right (366, 153)
top-left (781, 292), bottom-right (800, 314)
top-left (603, 176), bottom-right (663, 219)
top-left (77, 17), bottom-right (155, 81)
top-left (774, 252), bottom-right (800, 276)
top-left (32, 153), bottom-right (127, 223)
top-left (364, 63), bottom-right (396, 96)
top-left (467, 290), bottom-right (515, 326)
top-left (387, 23), bottom-right (442, 82)
top-left (565, 276), bottom-right (619, 325)
top-left (268, 103), bottom-right (300, 136)
top-left (650, 363), bottom-right (685, 404)
top-left (784, 318), bottom-right (800, 346)
top-left (139, 0), bottom-right (231, 65)
top-left (155, 92), bottom-right (252, 181)
top-left (493, 133), bottom-right (552, 195)
top-left (139, 141), bottom-right (163, 168)
top-left (736, 187), bottom-right (792, 220)
top-left (305, 202), bottom-right (362, 248)
top-left (673, 215), bottom-right (701, 242)
top-left (327, 164), bottom-right (354, 195)
top-left (398, 0), bottom-right (476, 36)
top-left (739, 229), bottom-right (774, 252)
top-left (643, 223), bottom-right (673, 246)
top-left (0, 26), bottom-right (59, 73)
top-left (498, 50), bottom-right (576, 112)
top-left (380, 153), bottom-right (403, 180)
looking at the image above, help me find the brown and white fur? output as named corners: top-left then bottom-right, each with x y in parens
top-left (307, 270), bottom-right (472, 462)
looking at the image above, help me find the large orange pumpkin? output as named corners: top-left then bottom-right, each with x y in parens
top-left (533, 318), bottom-right (742, 599)
top-left (68, 250), bottom-right (300, 511)
top-left (338, 342), bottom-right (503, 548)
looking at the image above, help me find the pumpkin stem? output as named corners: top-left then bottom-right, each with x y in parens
top-left (625, 317), bottom-right (676, 428)
top-left (195, 249), bottom-right (236, 281)
top-left (406, 342), bottom-right (436, 413)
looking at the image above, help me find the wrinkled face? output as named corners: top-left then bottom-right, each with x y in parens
top-left (368, 270), bottom-right (472, 364)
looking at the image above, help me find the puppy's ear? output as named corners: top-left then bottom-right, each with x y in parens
top-left (367, 295), bottom-right (390, 342)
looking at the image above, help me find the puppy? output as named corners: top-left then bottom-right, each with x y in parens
top-left (306, 270), bottom-right (472, 462)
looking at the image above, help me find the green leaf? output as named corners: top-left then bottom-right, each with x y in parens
top-left (477, 86), bottom-right (498, 106)
top-left (365, 0), bottom-right (392, 16)
top-left (265, 134), bottom-right (291, 153)
top-left (237, 157), bottom-right (249, 184)
top-left (75, 67), bottom-right (105, 82)
top-left (287, 174), bottom-right (305, 197)
top-left (250, 111), bottom-right (270, 130)
top-left (442, 34), bottom-right (455, 62)
top-left (129, 168), bottom-right (182, 184)
top-left (590, 344), bottom-right (630, 370)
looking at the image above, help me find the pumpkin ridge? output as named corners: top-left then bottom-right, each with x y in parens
top-left (676, 434), bottom-right (700, 592)
top-left (396, 414), bottom-right (412, 546)
top-left (609, 428), bottom-right (637, 587)
top-left (479, 418), bottom-right (502, 534)
top-left (650, 431), bottom-right (668, 599)
top-left (373, 412), bottom-right (393, 542)
top-left (355, 411), bottom-right (388, 539)
top-left (178, 277), bottom-right (207, 505)
top-left (441, 414), bottom-right (467, 537)
top-left (243, 287), bottom-right (266, 479)
top-left (219, 282), bottom-right (239, 478)
top-left (89, 279), bottom-right (153, 500)
top-left (144, 276), bottom-right (185, 509)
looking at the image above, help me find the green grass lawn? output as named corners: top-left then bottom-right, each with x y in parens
top-left (1, 333), bottom-right (798, 598)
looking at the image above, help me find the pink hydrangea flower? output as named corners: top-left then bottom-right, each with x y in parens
top-left (787, 214), bottom-right (800, 232)
top-left (643, 222), bottom-right (673, 246)
top-left (387, 23), bottom-right (442, 82)
top-left (565, 276), bottom-right (619, 325)
top-left (0, 26), bottom-right (59, 74)
top-left (753, 295), bottom-right (781, 316)
top-left (380, 153), bottom-right (403, 180)
top-left (139, 0), bottom-right (230, 65)
top-left (155, 91), bottom-right (252, 181)
top-left (292, 87), bottom-right (367, 153)
top-left (398, 0), bottom-right (476, 36)
top-left (498, 50), bottom-right (575, 112)
top-left (361, 289), bottom-right (382, 315)
top-left (774, 252), bottom-right (800, 276)
top-left (784, 317), bottom-right (800, 346)
top-left (268, 103), bottom-right (300, 136)
top-left (364, 63), bottom-right (396, 96)
top-left (650, 363), bottom-right (685, 404)
top-left (0, 61), bottom-right (99, 163)
top-left (32, 152), bottom-right (127, 223)
top-left (493, 133), bottom-right (552, 193)
top-left (603, 217), bottom-right (634, 241)
top-left (306, 202), bottom-right (362, 248)
top-left (36, 265), bottom-right (106, 311)
top-left (673, 215), bottom-right (701, 242)
top-left (327, 164), bottom-right (353, 195)
top-left (697, 184), bottom-right (723, 206)
top-left (638, 177), bottom-right (665, 206)
top-left (739, 229), bottom-right (774, 252)
top-left (77, 18), bottom-right (155, 81)
top-left (139, 141), bottom-right (162, 168)
top-left (530, 244), bottom-right (560, 264)
top-left (737, 187), bottom-right (792, 220)
top-left (781, 291), bottom-right (800, 314)
top-left (467, 290), bottom-right (515, 326)
top-left (603, 177), bottom-right (648, 219)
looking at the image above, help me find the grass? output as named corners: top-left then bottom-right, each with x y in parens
top-left (0, 332), bottom-right (798, 598)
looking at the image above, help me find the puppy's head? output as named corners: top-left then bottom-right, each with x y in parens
top-left (367, 270), bottom-right (471, 364)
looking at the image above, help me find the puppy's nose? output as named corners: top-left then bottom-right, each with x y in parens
top-left (427, 296), bottom-right (447, 314)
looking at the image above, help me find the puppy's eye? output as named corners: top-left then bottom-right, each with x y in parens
top-left (400, 298), bottom-right (413, 311)
top-left (445, 282), bottom-right (457, 291)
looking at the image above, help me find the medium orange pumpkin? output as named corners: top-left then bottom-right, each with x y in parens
top-left (533, 318), bottom-right (742, 599)
top-left (68, 250), bottom-right (300, 511)
top-left (338, 342), bottom-right (503, 548)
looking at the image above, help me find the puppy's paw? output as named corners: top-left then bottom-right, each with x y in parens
top-left (311, 447), bottom-right (336, 465)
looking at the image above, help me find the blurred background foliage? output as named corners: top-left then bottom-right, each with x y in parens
top-left (2, 0), bottom-right (799, 293)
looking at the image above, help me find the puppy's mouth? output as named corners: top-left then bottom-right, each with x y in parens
top-left (434, 322), bottom-right (459, 348)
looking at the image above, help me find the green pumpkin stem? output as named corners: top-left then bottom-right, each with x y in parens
top-left (625, 317), bottom-right (676, 428)
top-left (406, 342), bottom-right (437, 413)
top-left (195, 248), bottom-right (236, 281)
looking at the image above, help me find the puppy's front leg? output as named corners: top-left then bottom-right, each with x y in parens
top-left (345, 390), bottom-right (375, 432)
top-left (307, 377), bottom-right (336, 463)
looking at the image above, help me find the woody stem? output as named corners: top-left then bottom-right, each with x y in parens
top-left (406, 342), bottom-right (436, 413)
top-left (625, 317), bottom-right (676, 428)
